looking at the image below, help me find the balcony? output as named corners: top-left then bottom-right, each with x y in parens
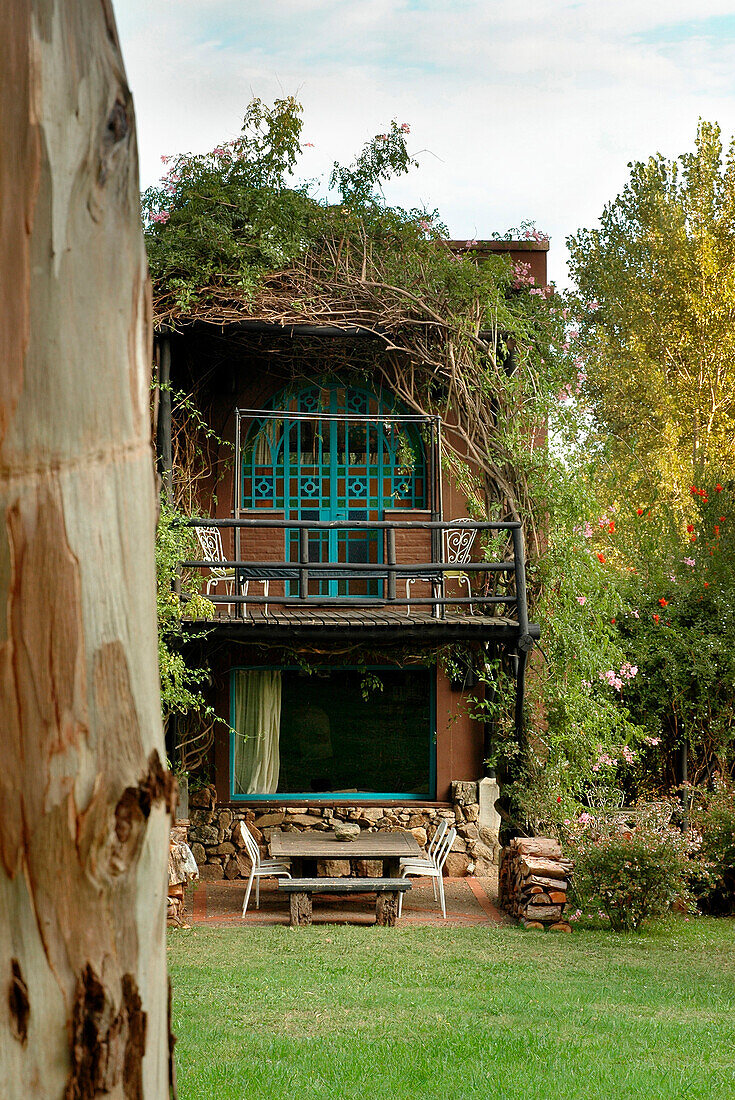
top-left (181, 516), bottom-right (538, 649)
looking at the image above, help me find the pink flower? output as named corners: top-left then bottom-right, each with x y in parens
top-left (576, 596), bottom-right (587, 605)
top-left (465, 238), bottom-right (478, 248)
top-left (588, 299), bottom-right (599, 311)
top-left (377, 134), bottom-right (388, 141)
top-left (303, 142), bottom-right (315, 148)
top-left (529, 287), bottom-right (544, 296)
top-left (160, 155), bottom-right (170, 164)
top-left (632, 609), bottom-right (640, 619)
top-left (211, 146), bottom-right (226, 156)
top-left (400, 122), bottom-right (410, 133)
top-left (151, 210), bottom-right (170, 225)
top-left (511, 261), bottom-right (535, 288)
top-left (683, 557), bottom-right (696, 567)
top-left (419, 219), bottom-right (431, 232)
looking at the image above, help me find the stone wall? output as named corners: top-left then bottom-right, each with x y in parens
top-left (187, 779), bottom-right (500, 880)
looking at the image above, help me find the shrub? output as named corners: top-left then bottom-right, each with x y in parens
top-left (688, 773), bottom-right (735, 914)
top-left (571, 821), bottom-right (695, 931)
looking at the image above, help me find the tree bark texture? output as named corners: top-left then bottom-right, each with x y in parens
top-left (0, 2), bottom-right (172, 1096)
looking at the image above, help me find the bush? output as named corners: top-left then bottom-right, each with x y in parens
top-left (571, 821), bottom-right (694, 931)
top-left (688, 774), bottom-right (735, 914)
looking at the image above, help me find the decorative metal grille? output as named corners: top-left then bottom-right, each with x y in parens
top-left (240, 384), bottom-right (428, 597)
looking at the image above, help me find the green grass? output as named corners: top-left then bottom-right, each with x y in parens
top-left (169, 918), bottom-right (735, 1099)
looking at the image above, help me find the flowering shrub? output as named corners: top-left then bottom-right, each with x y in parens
top-left (571, 821), bottom-right (696, 931)
top-left (688, 774), bottom-right (735, 914)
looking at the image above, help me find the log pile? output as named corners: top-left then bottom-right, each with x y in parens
top-left (499, 837), bottom-right (574, 931)
top-left (168, 823), bottom-right (199, 928)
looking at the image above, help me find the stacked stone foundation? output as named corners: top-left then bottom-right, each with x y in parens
top-left (188, 779), bottom-right (501, 880)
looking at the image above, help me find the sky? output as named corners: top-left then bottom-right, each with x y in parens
top-left (115, 0), bottom-right (735, 287)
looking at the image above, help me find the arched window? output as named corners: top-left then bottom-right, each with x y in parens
top-left (241, 383), bottom-right (428, 597)
top-left (242, 382), bottom-right (427, 514)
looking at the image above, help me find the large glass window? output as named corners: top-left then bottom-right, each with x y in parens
top-left (230, 666), bottom-right (435, 800)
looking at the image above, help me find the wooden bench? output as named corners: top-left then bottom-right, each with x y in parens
top-left (278, 877), bottom-right (412, 927)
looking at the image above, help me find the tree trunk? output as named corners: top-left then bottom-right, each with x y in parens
top-left (0, 2), bottom-right (172, 1096)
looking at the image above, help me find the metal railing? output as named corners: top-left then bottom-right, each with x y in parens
top-left (181, 516), bottom-right (529, 623)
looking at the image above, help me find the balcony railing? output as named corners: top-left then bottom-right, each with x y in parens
top-left (181, 517), bottom-right (530, 632)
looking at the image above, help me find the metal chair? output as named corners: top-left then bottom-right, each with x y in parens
top-left (587, 787), bottom-right (625, 810)
top-left (404, 519), bottom-right (477, 616)
top-left (399, 817), bottom-right (448, 905)
top-left (398, 826), bottom-right (456, 919)
top-left (195, 525), bottom-right (269, 616)
top-left (240, 824), bottom-right (291, 915)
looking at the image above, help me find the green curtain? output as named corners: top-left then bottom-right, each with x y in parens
top-left (233, 670), bottom-right (282, 794)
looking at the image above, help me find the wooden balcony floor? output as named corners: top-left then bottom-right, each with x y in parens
top-left (183, 606), bottom-right (535, 643)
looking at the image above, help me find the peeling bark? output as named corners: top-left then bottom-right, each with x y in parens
top-left (0, 1), bottom-right (170, 1095)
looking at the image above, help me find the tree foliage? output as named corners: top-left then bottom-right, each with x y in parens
top-left (568, 120), bottom-right (735, 501)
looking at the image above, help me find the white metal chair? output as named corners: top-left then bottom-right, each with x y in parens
top-left (587, 787), bottom-right (625, 810)
top-left (405, 519), bottom-right (477, 616)
top-left (240, 823), bottom-right (291, 915)
top-left (195, 525), bottom-right (269, 616)
top-left (399, 817), bottom-right (448, 873)
top-left (398, 825), bottom-right (456, 919)
top-left (399, 817), bottom-right (448, 905)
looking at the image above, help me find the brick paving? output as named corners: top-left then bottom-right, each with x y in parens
top-left (187, 875), bottom-right (509, 927)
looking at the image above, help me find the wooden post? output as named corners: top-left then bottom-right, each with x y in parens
top-left (156, 334), bottom-right (173, 501)
top-left (0, 2), bottom-right (172, 1095)
top-left (299, 527), bottom-right (310, 600)
top-left (375, 892), bottom-right (400, 926)
top-left (289, 893), bottom-right (312, 926)
top-left (386, 526), bottom-right (396, 601)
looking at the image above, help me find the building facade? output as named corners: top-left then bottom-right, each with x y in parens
top-left (163, 240), bottom-right (546, 879)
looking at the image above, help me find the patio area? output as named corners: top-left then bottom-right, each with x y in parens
top-left (187, 875), bottom-right (508, 927)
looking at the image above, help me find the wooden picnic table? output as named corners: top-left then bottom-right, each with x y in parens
top-left (268, 828), bottom-right (421, 878)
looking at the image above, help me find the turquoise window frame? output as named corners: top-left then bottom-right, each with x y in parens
top-left (229, 664), bottom-right (437, 802)
top-left (241, 382), bottom-right (428, 599)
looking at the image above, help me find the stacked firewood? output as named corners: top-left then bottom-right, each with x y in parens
top-left (168, 823), bottom-right (199, 928)
top-left (499, 837), bottom-right (574, 931)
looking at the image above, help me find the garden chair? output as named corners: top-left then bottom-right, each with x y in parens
top-left (195, 525), bottom-right (269, 616)
top-left (587, 787), bottom-right (625, 810)
top-left (404, 518), bottom-right (477, 616)
top-left (397, 826), bottom-right (456, 919)
top-left (399, 817), bottom-right (449, 904)
top-left (240, 823), bottom-right (291, 915)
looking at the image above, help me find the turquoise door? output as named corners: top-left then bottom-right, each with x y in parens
top-left (242, 383), bottom-right (427, 598)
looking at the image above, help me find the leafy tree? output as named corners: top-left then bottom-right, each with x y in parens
top-left (568, 120), bottom-right (735, 506)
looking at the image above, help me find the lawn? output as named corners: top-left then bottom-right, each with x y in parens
top-left (169, 918), bottom-right (735, 1100)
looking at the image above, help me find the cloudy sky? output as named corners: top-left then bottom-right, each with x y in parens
top-left (115, 1), bottom-right (735, 285)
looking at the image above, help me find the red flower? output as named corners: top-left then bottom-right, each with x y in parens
top-left (720, 516), bottom-right (726, 523)
top-left (716, 484), bottom-right (723, 492)
top-left (691, 535), bottom-right (697, 542)
top-left (556, 796), bottom-right (562, 804)
top-left (690, 486), bottom-right (698, 494)
top-left (704, 581), bottom-right (709, 588)
top-left (636, 508), bottom-right (644, 516)
top-left (659, 598), bottom-right (668, 607)
top-left (653, 613), bottom-right (660, 623)
top-left (608, 521), bottom-right (615, 533)
top-left (597, 552), bottom-right (606, 564)
top-left (686, 524), bottom-right (694, 533)
top-left (714, 525), bottom-right (720, 536)
top-left (611, 618), bottom-right (616, 625)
